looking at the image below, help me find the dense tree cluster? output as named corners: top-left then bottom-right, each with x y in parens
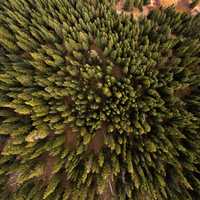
top-left (123, 0), bottom-right (150, 11)
top-left (0, 0), bottom-right (200, 199)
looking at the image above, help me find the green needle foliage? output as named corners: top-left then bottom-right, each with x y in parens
top-left (0, 0), bottom-right (200, 199)
top-left (124, 0), bottom-right (150, 11)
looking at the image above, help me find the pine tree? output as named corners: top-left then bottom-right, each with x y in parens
top-left (0, 0), bottom-right (199, 200)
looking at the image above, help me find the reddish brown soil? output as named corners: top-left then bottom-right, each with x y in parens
top-left (175, 85), bottom-right (192, 98)
top-left (64, 127), bottom-right (77, 149)
top-left (64, 96), bottom-right (73, 107)
top-left (88, 122), bottom-right (108, 154)
top-left (112, 65), bottom-right (124, 79)
top-left (0, 137), bottom-right (7, 154)
top-left (7, 172), bottom-right (21, 192)
top-left (90, 42), bottom-right (103, 56)
top-left (42, 155), bottom-right (56, 183)
top-left (176, 0), bottom-right (191, 13)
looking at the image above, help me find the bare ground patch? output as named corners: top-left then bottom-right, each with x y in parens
top-left (90, 41), bottom-right (104, 56)
top-left (64, 126), bottom-right (77, 149)
top-left (112, 65), bottom-right (124, 79)
top-left (88, 122), bottom-right (108, 154)
top-left (175, 85), bottom-right (192, 98)
top-left (42, 155), bottom-right (56, 183)
top-left (7, 172), bottom-right (21, 192)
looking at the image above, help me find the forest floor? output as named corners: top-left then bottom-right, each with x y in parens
top-left (114, 0), bottom-right (200, 18)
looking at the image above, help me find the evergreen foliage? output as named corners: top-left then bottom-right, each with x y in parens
top-left (123, 0), bottom-right (150, 11)
top-left (0, 0), bottom-right (200, 199)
